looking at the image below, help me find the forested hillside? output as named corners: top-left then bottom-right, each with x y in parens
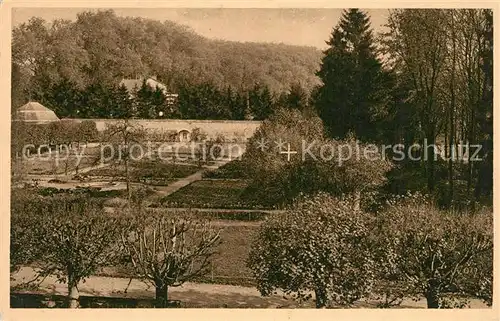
top-left (12, 9), bottom-right (322, 111)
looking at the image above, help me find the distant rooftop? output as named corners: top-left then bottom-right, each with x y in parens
top-left (119, 77), bottom-right (168, 95)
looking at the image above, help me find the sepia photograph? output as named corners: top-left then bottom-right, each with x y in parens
top-left (5, 5), bottom-right (495, 311)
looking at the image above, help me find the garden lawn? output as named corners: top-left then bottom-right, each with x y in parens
top-left (203, 160), bottom-right (250, 179)
top-left (24, 156), bottom-right (97, 175)
top-left (95, 222), bottom-right (259, 287)
top-left (160, 179), bottom-right (267, 209)
top-left (86, 160), bottom-right (200, 185)
top-left (195, 225), bottom-right (258, 286)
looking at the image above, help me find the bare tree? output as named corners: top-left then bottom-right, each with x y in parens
top-left (101, 120), bottom-right (146, 200)
top-left (383, 9), bottom-right (449, 192)
top-left (383, 9), bottom-right (493, 204)
top-left (120, 209), bottom-right (221, 307)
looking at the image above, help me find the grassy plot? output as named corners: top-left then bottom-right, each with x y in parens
top-left (23, 156), bottom-right (97, 175)
top-left (96, 222), bottom-right (260, 287)
top-left (203, 160), bottom-right (250, 179)
top-left (194, 225), bottom-right (259, 286)
top-left (86, 161), bottom-right (201, 185)
top-left (190, 210), bottom-right (270, 222)
top-left (160, 179), bottom-right (267, 209)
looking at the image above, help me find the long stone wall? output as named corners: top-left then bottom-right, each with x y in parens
top-left (73, 119), bottom-right (263, 141)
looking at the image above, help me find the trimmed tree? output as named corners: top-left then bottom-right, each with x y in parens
top-left (374, 193), bottom-right (493, 308)
top-left (19, 195), bottom-right (122, 308)
top-left (248, 192), bottom-right (376, 308)
top-left (120, 209), bottom-right (221, 307)
top-left (10, 190), bottom-right (44, 274)
top-left (77, 120), bottom-right (98, 145)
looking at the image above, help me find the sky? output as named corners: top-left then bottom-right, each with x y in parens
top-left (12, 8), bottom-right (389, 49)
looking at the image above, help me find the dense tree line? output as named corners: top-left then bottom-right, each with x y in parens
top-left (15, 75), bottom-right (309, 121)
top-left (12, 9), bottom-right (321, 113)
top-left (177, 81), bottom-right (308, 120)
top-left (312, 9), bottom-right (493, 206)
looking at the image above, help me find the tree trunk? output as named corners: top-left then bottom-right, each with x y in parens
top-left (467, 107), bottom-right (475, 192)
top-left (426, 133), bottom-right (436, 192)
top-left (449, 16), bottom-right (456, 207)
top-left (125, 159), bottom-right (131, 201)
top-left (444, 121), bottom-right (448, 159)
top-left (448, 125), bottom-right (454, 206)
top-left (67, 282), bottom-right (79, 308)
top-left (314, 287), bottom-right (327, 308)
top-left (353, 191), bottom-right (361, 210)
top-left (155, 284), bottom-right (169, 308)
top-left (425, 280), bottom-right (440, 309)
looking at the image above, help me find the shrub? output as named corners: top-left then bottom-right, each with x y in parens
top-left (242, 108), bottom-right (393, 207)
top-left (36, 186), bottom-right (125, 199)
top-left (10, 191), bottom-right (45, 273)
top-left (248, 192), bottom-right (376, 308)
top-left (193, 210), bottom-right (269, 221)
top-left (205, 134), bottom-right (226, 161)
top-left (147, 130), bottom-right (178, 142)
top-left (191, 127), bottom-right (208, 142)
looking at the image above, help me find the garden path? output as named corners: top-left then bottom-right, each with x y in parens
top-left (147, 158), bottom-right (232, 198)
top-left (11, 267), bottom-right (488, 308)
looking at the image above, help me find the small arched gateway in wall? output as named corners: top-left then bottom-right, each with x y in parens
top-left (177, 129), bottom-right (191, 142)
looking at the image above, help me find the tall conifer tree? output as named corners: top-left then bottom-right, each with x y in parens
top-left (314, 9), bottom-right (390, 142)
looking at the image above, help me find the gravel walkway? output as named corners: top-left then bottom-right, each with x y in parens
top-left (11, 267), bottom-right (489, 309)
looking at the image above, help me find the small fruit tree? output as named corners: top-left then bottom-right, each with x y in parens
top-left (248, 192), bottom-right (376, 308)
top-left (120, 209), bottom-right (221, 307)
top-left (12, 194), bottom-right (122, 308)
top-left (374, 193), bottom-right (493, 308)
top-left (101, 120), bottom-right (146, 200)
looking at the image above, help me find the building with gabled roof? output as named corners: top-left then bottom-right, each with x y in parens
top-left (118, 76), bottom-right (179, 107)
